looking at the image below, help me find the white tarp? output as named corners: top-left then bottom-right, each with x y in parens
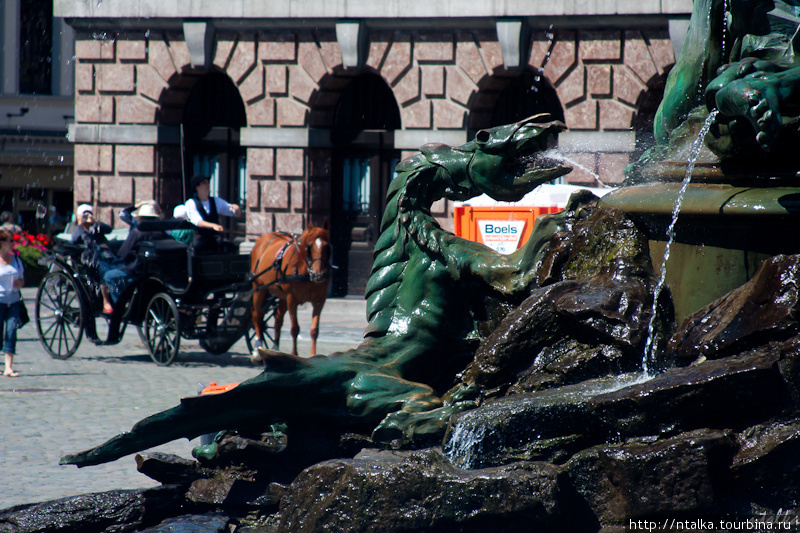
top-left (454, 183), bottom-right (613, 209)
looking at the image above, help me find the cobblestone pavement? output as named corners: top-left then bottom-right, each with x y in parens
top-left (0, 289), bottom-right (367, 510)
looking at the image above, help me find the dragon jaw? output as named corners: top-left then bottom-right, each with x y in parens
top-left (467, 114), bottom-right (572, 202)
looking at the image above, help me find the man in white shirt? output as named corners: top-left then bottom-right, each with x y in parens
top-left (184, 174), bottom-right (241, 254)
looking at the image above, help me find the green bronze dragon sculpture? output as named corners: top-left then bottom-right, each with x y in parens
top-left (62, 115), bottom-right (572, 467)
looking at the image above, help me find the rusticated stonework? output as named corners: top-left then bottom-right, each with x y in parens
top-left (73, 27), bottom-right (673, 234)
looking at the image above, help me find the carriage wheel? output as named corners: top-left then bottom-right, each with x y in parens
top-left (244, 296), bottom-right (279, 354)
top-left (136, 325), bottom-right (148, 346)
top-left (143, 293), bottom-right (181, 366)
top-left (35, 271), bottom-right (85, 360)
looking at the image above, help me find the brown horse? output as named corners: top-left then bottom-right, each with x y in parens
top-left (249, 221), bottom-right (332, 358)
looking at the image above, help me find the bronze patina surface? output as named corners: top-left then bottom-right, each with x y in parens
top-left (61, 115), bottom-right (572, 467)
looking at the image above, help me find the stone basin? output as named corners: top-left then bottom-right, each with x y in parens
top-left (599, 183), bottom-right (800, 322)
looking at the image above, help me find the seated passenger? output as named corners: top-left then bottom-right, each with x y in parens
top-left (184, 174), bottom-right (241, 255)
top-left (101, 203), bottom-right (168, 314)
top-left (71, 204), bottom-right (112, 246)
top-left (118, 201), bottom-right (163, 229)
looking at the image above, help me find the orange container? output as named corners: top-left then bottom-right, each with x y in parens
top-left (200, 382), bottom-right (240, 395)
top-left (454, 205), bottom-right (561, 254)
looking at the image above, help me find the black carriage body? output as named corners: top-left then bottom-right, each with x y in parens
top-left (36, 226), bottom-right (276, 365)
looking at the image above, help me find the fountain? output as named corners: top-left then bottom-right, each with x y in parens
top-left (3, 1), bottom-right (800, 530)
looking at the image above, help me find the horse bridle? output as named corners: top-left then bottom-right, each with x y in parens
top-left (303, 238), bottom-right (331, 282)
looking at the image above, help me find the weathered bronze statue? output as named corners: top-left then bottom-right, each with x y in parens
top-left (654, 0), bottom-right (800, 165)
top-left (62, 115), bottom-right (572, 467)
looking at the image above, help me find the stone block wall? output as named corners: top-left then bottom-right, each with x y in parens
top-left (535, 28), bottom-right (674, 186)
top-left (71, 24), bottom-right (673, 231)
top-left (73, 33), bottom-right (170, 226)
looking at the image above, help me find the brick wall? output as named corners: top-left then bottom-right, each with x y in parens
top-left (74, 33), bottom-right (168, 226)
top-left (72, 25), bottom-right (673, 229)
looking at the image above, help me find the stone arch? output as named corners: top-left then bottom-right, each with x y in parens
top-left (181, 71), bottom-right (247, 141)
top-left (468, 68), bottom-right (564, 131)
top-left (150, 67), bottom-right (248, 208)
top-left (309, 64), bottom-right (404, 132)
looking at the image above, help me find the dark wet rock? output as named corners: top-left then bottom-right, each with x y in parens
top-left (591, 353), bottom-right (784, 439)
top-left (214, 434), bottom-right (288, 465)
top-left (337, 432), bottom-right (374, 456)
top-left (443, 378), bottom-right (611, 469)
top-left (669, 254), bottom-right (800, 365)
top-left (136, 452), bottom-right (214, 485)
top-left (460, 207), bottom-right (674, 397)
top-left (191, 425), bottom-right (354, 488)
top-left (140, 513), bottom-right (230, 532)
top-left (730, 418), bottom-right (800, 507)
top-left (0, 486), bottom-right (185, 533)
top-left (235, 513), bottom-right (282, 533)
top-left (180, 434), bottom-right (294, 509)
top-left (564, 429), bottom-right (735, 522)
top-left (276, 448), bottom-right (598, 533)
top-left (537, 206), bottom-right (652, 286)
top-left (507, 340), bottom-right (628, 394)
top-left (462, 271), bottom-right (666, 396)
top-left (776, 335), bottom-right (800, 410)
top-left (445, 352), bottom-right (784, 470)
top-left (187, 477), bottom-right (281, 509)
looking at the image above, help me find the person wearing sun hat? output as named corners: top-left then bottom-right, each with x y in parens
top-left (118, 200), bottom-right (163, 228)
top-left (184, 174), bottom-right (241, 255)
top-left (99, 202), bottom-right (169, 313)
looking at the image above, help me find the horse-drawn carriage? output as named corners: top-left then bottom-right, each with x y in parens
top-left (34, 219), bottom-right (279, 366)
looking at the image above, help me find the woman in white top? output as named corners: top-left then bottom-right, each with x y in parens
top-left (0, 229), bottom-right (25, 377)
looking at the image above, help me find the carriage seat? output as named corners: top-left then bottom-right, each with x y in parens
top-left (137, 238), bottom-right (190, 290)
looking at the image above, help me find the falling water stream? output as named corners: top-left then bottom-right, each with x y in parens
top-left (642, 109), bottom-right (719, 375)
top-left (445, 111), bottom-right (722, 468)
top-left (543, 149), bottom-right (611, 189)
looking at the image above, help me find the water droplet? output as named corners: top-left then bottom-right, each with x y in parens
top-left (36, 204), bottom-right (47, 219)
top-left (145, 29), bottom-right (150, 38)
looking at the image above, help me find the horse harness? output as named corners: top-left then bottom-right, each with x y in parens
top-left (252, 231), bottom-right (329, 284)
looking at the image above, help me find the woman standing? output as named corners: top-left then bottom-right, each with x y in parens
top-left (0, 229), bottom-right (25, 377)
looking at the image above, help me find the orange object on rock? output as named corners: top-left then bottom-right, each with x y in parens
top-left (200, 382), bottom-right (239, 395)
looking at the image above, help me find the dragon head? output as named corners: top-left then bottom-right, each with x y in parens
top-left (420, 114), bottom-right (571, 202)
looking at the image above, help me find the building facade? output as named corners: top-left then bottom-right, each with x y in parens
top-left (56, 0), bottom-right (691, 295)
top-left (1, 0), bottom-right (75, 234)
